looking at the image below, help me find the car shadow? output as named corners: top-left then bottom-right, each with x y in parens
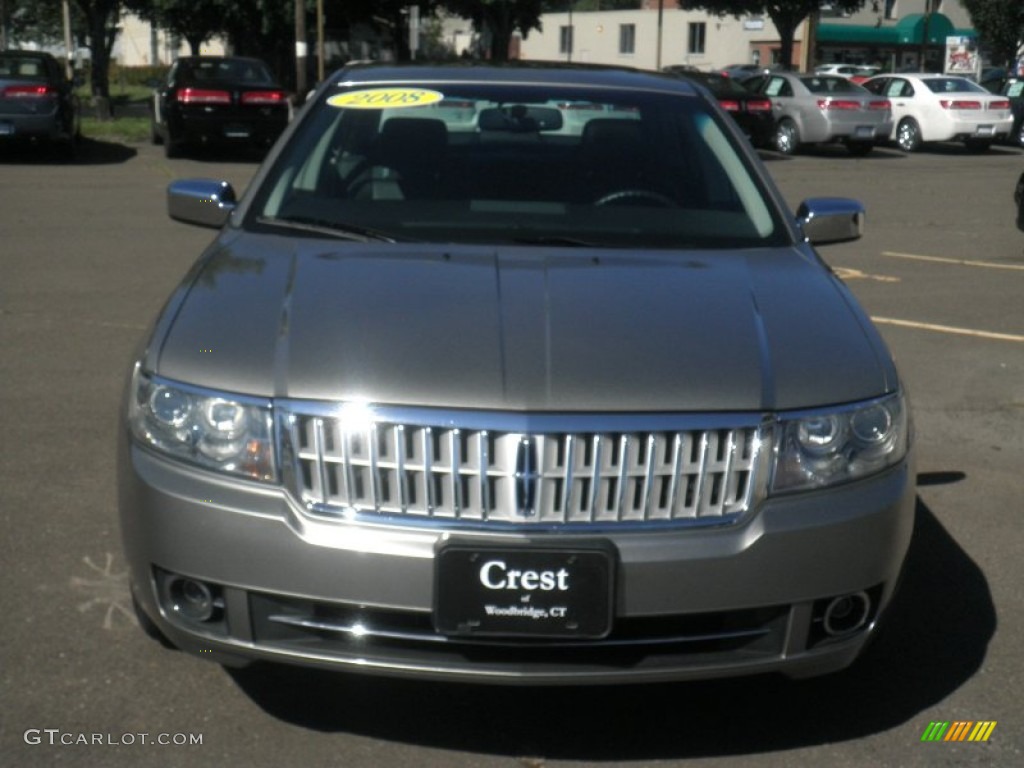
top-left (227, 493), bottom-right (994, 760)
top-left (168, 143), bottom-right (272, 165)
top-left (0, 137), bottom-right (137, 166)
top-left (759, 145), bottom-right (907, 161)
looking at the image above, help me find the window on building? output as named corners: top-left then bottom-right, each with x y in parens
top-left (688, 22), bottom-right (706, 55)
top-left (884, 0), bottom-right (897, 19)
top-left (619, 24), bottom-right (635, 55)
top-left (559, 25), bottom-right (574, 56)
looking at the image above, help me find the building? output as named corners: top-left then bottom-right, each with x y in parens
top-left (113, 13), bottom-right (226, 67)
top-left (517, 7), bottom-right (801, 72)
top-left (816, 0), bottom-right (975, 73)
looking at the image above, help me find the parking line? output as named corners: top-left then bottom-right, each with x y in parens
top-left (834, 267), bottom-right (900, 282)
top-left (872, 316), bottom-right (1024, 343)
top-left (882, 251), bottom-right (1024, 272)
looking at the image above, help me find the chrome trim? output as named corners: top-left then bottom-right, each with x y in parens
top-left (266, 613), bottom-right (772, 649)
top-left (277, 402), bottom-right (771, 531)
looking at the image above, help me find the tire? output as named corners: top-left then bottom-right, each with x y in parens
top-left (1014, 122), bottom-right (1024, 149)
top-left (775, 119), bottom-right (800, 155)
top-left (151, 117), bottom-right (163, 145)
top-left (163, 129), bottom-right (183, 159)
top-left (131, 591), bottom-right (177, 650)
top-left (846, 140), bottom-right (874, 157)
top-left (896, 118), bottom-right (922, 152)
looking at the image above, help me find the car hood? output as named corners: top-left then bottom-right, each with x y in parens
top-left (150, 235), bottom-right (896, 412)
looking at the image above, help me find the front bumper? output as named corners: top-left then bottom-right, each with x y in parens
top-left (119, 433), bottom-right (915, 685)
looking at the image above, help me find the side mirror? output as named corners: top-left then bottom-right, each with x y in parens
top-left (167, 179), bottom-right (237, 229)
top-left (796, 197), bottom-right (865, 245)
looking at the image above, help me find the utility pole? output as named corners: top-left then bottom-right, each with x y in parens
top-left (316, 0), bottom-right (324, 82)
top-left (62, 0), bottom-right (75, 79)
top-left (656, 0), bottom-right (664, 71)
top-left (295, 0), bottom-right (308, 98)
top-left (919, 0), bottom-right (934, 71)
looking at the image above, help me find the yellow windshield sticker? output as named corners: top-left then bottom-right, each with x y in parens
top-left (328, 88), bottom-right (444, 110)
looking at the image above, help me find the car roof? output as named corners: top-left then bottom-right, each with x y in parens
top-left (330, 61), bottom-right (703, 96)
top-left (1, 49), bottom-right (57, 61)
top-left (175, 55), bottom-right (269, 66)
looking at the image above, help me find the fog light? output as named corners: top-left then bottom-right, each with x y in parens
top-left (169, 577), bottom-right (217, 622)
top-left (822, 592), bottom-right (870, 636)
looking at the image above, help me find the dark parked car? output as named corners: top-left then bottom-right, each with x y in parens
top-left (151, 56), bottom-right (290, 158)
top-left (1016, 171), bottom-right (1024, 230)
top-left (0, 50), bottom-right (80, 160)
top-left (999, 78), bottom-right (1024, 148)
top-left (664, 68), bottom-right (775, 148)
top-left (121, 63), bottom-right (914, 685)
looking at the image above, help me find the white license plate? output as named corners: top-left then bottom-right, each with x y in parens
top-left (0, 122), bottom-right (14, 136)
top-left (975, 125), bottom-right (995, 136)
top-left (854, 126), bottom-right (875, 138)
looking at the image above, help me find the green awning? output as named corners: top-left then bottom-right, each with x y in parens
top-left (817, 13), bottom-right (973, 46)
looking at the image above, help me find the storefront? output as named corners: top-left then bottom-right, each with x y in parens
top-left (816, 12), bottom-right (973, 73)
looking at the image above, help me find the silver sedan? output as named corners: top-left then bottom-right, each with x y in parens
top-left (746, 71), bottom-right (894, 156)
top-left (119, 63), bottom-right (914, 686)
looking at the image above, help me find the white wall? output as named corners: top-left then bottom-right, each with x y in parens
top-left (113, 13), bottom-right (226, 67)
top-left (518, 10), bottom-right (798, 72)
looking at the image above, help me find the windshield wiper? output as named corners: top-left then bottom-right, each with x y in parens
top-left (257, 215), bottom-right (398, 243)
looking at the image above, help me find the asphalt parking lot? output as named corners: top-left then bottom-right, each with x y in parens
top-left (1, 137), bottom-right (1022, 768)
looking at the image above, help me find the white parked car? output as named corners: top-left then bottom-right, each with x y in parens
top-left (861, 73), bottom-right (1013, 152)
top-left (814, 64), bottom-right (876, 80)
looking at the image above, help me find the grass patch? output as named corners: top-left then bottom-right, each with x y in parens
top-left (80, 116), bottom-right (151, 144)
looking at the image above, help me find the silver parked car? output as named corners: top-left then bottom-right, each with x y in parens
top-left (745, 71), bottom-right (893, 155)
top-left (119, 63), bottom-right (915, 685)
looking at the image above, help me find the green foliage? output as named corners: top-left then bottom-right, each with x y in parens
top-left (123, 0), bottom-right (227, 53)
top-left (961, 0), bottom-right (1024, 70)
top-left (441, 0), bottom-right (546, 61)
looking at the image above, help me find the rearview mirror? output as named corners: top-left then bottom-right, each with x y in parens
top-left (478, 105), bottom-right (563, 132)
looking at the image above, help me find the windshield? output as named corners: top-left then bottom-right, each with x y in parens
top-left (249, 80), bottom-right (787, 249)
top-left (922, 77), bottom-right (986, 94)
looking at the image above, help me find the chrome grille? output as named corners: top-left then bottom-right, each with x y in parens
top-left (279, 405), bottom-right (766, 528)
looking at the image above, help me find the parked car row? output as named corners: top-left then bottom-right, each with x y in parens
top-left (668, 66), bottom-right (1017, 156)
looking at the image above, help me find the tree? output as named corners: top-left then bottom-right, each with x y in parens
top-left (2, 0), bottom-right (79, 48)
top-left (442, 0), bottom-right (545, 61)
top-left (681, 1), bottom-right (865, 71)
top-left (961, 0), bottom-right (1024, 72)
top-left (124, 0), bottom-right (227, 55)
top-left (75, 0), bottom-right (122, 117)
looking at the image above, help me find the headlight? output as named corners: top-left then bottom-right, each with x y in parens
top-left (128, 367), bottom-right (275, 481)
top-left (771, 392), bottom-right (909, 493)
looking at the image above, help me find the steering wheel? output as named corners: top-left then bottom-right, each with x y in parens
top-left (594, 189), bottom-right (677, 208)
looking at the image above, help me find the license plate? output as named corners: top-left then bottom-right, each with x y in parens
top-left (0, 121), bottom-right (14, 136)
top-left (854, 126), bottom-right (875, 138)
top-left (975, 125), bottom-right (995, 136)
top-left (223, 124), bottom-right (251, 138)
top-left (434, 541), bottom-right (616, 639)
